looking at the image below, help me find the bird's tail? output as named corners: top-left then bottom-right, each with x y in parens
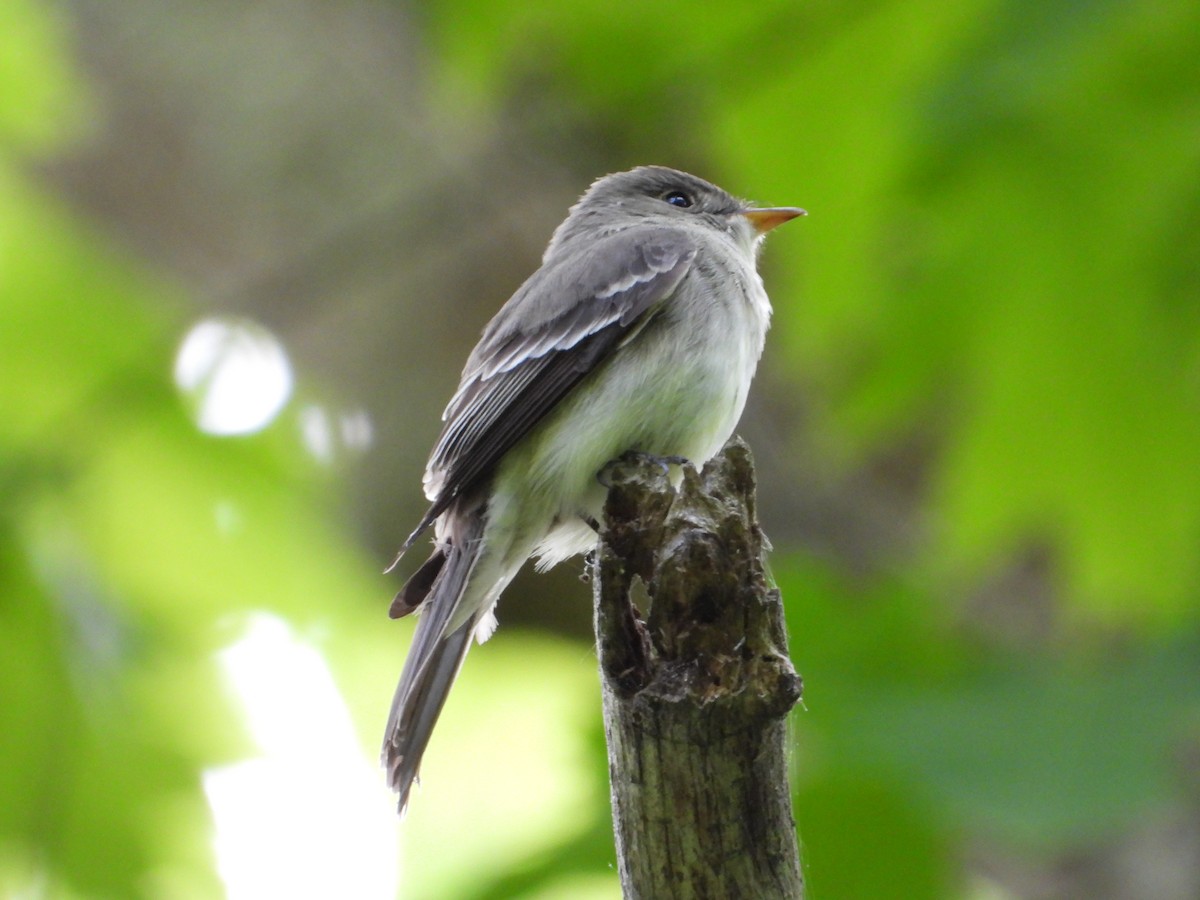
top-left (382, 512), bottom-right (486, 813)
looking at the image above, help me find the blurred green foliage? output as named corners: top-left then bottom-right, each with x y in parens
top-left (0, 22), bottom-right (213, 900)
top-left (3, 0), bottom-right (1199, 897)
top-left (0, 3), bottom-right (382, 895)
top-left (724, 0), bottom-right (1200, 625)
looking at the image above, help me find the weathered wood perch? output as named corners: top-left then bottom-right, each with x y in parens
top-left (592, 437), bottom-right (804, 899)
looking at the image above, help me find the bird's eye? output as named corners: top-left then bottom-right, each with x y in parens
top-left (663, 191), bottom-right (693, 208)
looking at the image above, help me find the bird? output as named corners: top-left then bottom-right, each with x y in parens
top-left (382, 165), bottom-right (803, 811)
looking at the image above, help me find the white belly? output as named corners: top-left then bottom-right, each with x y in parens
top-left (487, 266), bottom-right (771, 570)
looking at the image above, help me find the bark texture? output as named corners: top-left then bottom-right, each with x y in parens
top-left (593, 437), bottom-right (804, 899)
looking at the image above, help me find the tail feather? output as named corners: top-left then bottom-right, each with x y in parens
top-left (389, 547), bottom-right (446, 619)
top-left (382, 513), bottom-right (485, 812)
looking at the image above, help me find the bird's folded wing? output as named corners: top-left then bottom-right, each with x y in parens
top-left (400, 226), bottom-right (696, 551)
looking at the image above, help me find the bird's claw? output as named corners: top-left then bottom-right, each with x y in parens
top-left (596, 451), bottom-right (692, 487)
top-left (580, 547), bottom-right (597, 583)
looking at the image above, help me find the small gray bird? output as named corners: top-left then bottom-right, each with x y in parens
top-left (383, 166), bottom-right (803, 811)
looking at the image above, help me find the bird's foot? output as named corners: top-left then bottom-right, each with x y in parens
top-left (596, 451), bottom-right (692, 487)
top-left (580, 547), bottom-right (597, 583)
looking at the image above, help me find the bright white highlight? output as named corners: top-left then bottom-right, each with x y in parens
top-left (175, 318), bottom-right (293, 436)
top-left (299, 404), bottom-right (374, 464)
top-left (339, 408), bottom-right (374, 452)
top-left (298, 405), bottom-right (334, 464)
top-left (204, 615), bottom-right (400, 899)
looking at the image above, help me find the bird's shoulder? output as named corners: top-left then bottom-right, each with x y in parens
top-left (461, 223), bottom-right (699, 380)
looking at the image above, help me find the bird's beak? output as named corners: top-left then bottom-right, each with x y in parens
top-left (740, 206), bottom-right (807, 235)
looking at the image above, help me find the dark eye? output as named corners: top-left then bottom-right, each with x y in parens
top-left (663, 191), bottom-right (693, 208)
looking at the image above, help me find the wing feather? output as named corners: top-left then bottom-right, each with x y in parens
top-left (398, 226), bottom-right (696, 552)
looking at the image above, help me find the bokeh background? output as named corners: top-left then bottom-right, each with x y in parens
top-left (3, 1), bottom-right (1199, 897)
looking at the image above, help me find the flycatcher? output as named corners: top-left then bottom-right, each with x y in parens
top-left (383, 166), bottom-right (803, 811)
